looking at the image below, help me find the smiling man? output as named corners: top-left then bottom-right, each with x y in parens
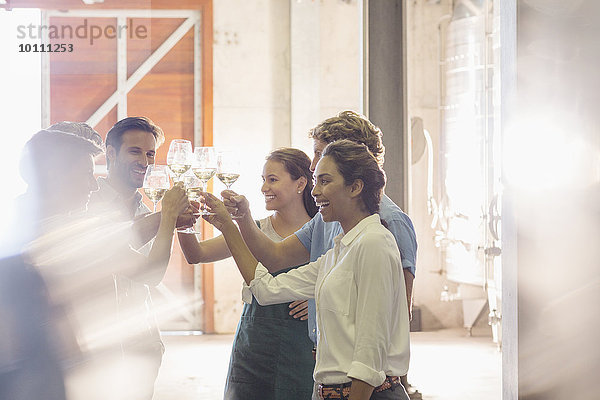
top-left (95, 117), bottom-right (163, 218)
top-left (87, 116), bottom-right (171, 400)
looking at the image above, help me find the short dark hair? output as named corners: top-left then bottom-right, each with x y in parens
top-left (266, 148), bottom-right (318, 218)
top-left (20, 129), bottom-right (104, 186)
top-left (309, 110), bottom-right (385, 166)
top-left (321, 139), bottom-right (386, 214)
top-left (106, 116), bottom-right (165, 155)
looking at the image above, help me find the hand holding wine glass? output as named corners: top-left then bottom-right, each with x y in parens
top-left (161, 183), bottom-right (190, 221)
top-left (143, 165), bottom-right (170, 212)
top-left (178, 172), bottom-right (203, 234)
top-left (200, 191), bottom-right (233, 232)
top-left (167, 139), bottom-right (193, 182)
top-left (221, 190), bottom-right (249, 219)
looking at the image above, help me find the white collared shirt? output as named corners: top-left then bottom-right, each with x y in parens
top-left (243, 214), bottom-right (410, 387)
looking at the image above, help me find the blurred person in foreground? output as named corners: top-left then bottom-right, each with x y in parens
top-left (0, 128), bottom-right (101, 400)
top-left (1, 126), bottom-right (189, 400)
top-left (222, 111), bottom-right (419, 398)
top-left (50, 118), bottom-right (197, 400)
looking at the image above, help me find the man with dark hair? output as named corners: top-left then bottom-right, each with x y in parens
top-left (99, 116), bottom-right (164, 214)
top-left (85, 116), bottom-right (194, 400)
top-left (105, 116), bottom-right (165, 153)
top-left (223, 110), bottom-right (418, 399)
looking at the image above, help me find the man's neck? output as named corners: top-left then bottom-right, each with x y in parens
top-left (106, 175), bottom-right (137, 201)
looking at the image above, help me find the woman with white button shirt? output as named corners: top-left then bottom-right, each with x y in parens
top-left (202, 140), bottom-right (410, 400)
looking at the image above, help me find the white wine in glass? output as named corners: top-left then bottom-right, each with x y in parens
top-left (193, 168), bottom-right (217, 182)
top-left (166, 139), bottom-right (193, 182)
top-left (192, 147), bottom-right (217, 182)
top-left (216, 151), bottom-right (240, 190)
top-left (217, 151), bottom-right (241, 217)
top-left (179, 172), bottom-right (202, 234)
top-left (143, 165), bottom-right (170, 212)
top-left (192, 147), bottom-right (217, 215)
top-left (216, 172), bottom-right (240, 188)
top-left (144, 188), bottom-right (167, 204)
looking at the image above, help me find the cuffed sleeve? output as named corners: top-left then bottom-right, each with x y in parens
top-left (241, 263), bottom-right (268, 303)
top-left (347, 361), bottom-right (387, 387)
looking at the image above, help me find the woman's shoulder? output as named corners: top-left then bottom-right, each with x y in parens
top-left (355, 221), bottom-right (399, 251)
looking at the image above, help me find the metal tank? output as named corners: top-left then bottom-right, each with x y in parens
top-left (436, 0), bottom-right (502, 344)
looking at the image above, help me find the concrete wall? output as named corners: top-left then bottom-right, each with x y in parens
top-left (210, 0), bottom-right (471, 332)
top-left (406, 0), bottom-right (464, 329)
top-left (210, 0), bottom-right (361, 333)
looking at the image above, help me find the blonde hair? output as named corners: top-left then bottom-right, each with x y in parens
top-left (309, 110), bottom-right (385, 166)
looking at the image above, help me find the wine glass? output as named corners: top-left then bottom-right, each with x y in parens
top-left (166, 139), bottom-right (193, 182)
top-left (143, 165), bottom-right (170, 212)
top-left (178, 172), bottom-right (202, 234)
top-left (217, 151), bottom-right (240, 216)
top-left (192, 147), bottom-right (217, 215)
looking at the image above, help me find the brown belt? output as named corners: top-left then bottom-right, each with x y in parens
top-left (318, 376), bottom-right (402, 399)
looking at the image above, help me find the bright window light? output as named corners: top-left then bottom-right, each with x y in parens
top-left (503, 113), bottom-right (594, 191)
top-left (0, 8), bottom-right (42, 238)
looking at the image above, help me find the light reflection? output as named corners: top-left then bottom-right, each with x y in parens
top-left (12, 209), bottom-right (202, 399)
top-left (0, 9), bottom-right (42, 243)
top-left (503, 113), bottom-right (596, 191)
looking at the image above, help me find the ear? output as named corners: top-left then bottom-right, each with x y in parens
top-left (349, 179), bottom-right (364, 198)
top-left (106, 145), bottom-right (117, 168)
top-left (296, 176), bottom-right (308, 194)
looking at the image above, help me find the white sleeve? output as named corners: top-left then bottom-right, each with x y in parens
top-left (243, 261), bottom-right (320, 306)
top-left (347, 233), bottom-right (404, 387)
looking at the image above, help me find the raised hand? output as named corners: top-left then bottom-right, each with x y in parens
top-left (161, 183), bottom-right (190, 219)
top-left (201, 191), bottom-right (233, 231)
top-left (176, 201), bottom-right (200, 229)
top-left (221, 190), bottom-right (250, 219)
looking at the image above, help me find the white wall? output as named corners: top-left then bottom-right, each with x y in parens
top-left (406, 0), bottom-right (463, 329)
top-left (210, 0), bottom-right (362, 333)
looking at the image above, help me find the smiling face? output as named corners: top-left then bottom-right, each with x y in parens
top-left (107, 129), bottom-right (157, 189)
top-left (261, 159), bottom-right (305, 212)
top-left (311, 155), bottom-right (354, 224)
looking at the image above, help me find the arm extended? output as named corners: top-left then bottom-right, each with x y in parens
top-left (222, 190), bottom-right (309, 270)
top-left (202, 192), bottom-right (317, 304)
top-left (178, 233), bottom-right (231, 264)
top-left (130, 207), bottom-right (197, 250)
top-left (122, 184), bottom-right (190, 286)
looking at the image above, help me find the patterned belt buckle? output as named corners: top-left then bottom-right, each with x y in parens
top-left (317, 383), bottom-right (351, 399)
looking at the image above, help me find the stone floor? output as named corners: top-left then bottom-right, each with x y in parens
top-left (154, 326), bottom-right (501, 400)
